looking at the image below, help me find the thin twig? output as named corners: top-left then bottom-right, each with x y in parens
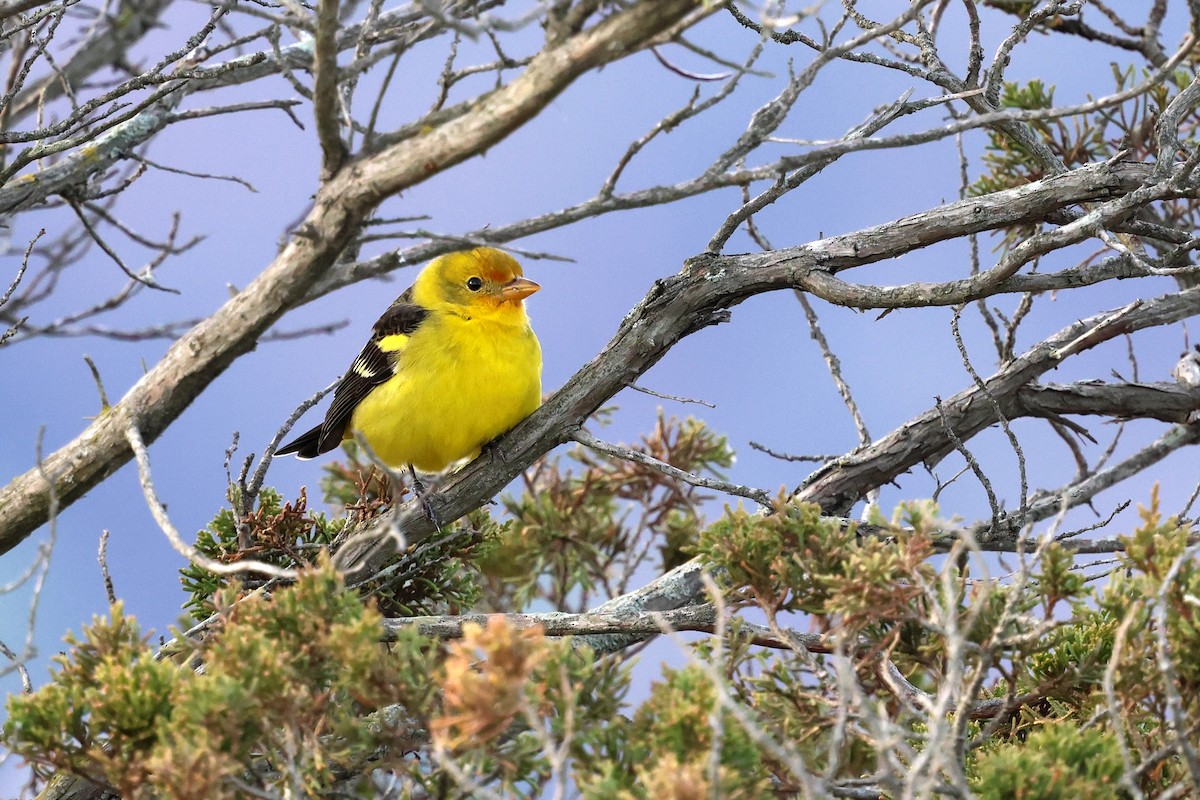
top-left (627, 382), bottom-right (716, 408)
top-left (573, 428), bottom-right (772, 508)
top-left (0, 638), bottom-right (31, 694)
top-left (125, 418), bottom-right (299, 580)
top-left (81, 354), bottom-right (110, 410)
top-left (98, 529), bottom-right (116, 605)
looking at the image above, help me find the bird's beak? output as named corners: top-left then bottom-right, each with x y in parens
top-left (499, 276), bottom-right (540, 302)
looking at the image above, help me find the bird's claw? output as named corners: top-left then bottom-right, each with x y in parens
top-left (419, 494), bottom-right (442, 529)
top-left (407, 465), bottom-right (443, 529)
top-left (483, 438), bottom-right (509, 464)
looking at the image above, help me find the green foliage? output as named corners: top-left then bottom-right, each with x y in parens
top-left (623, 664), bottom-right (771, 799)
top-left (688, 492), bottom-right (1200, 793)
top-left (480, 412), bottom-right (731, 612)
top-left (12, 410), bottom-right (1200, 798)
top-left (357, 507), bottom-right (498, 616)
top-left (1096, 490), bottom-right (1200, 722)
top-left (186, 412), bottom-right (729, 624)
top-left (422, 618), bottom-right (636, 798)
top-left (1033, 541), bottom-right (1088, 610)
top-left (697, 500), bottom-right (849, 613)
top-left (2, 603), bottom-right (177, 793)
top-left (695, 499), bottom-right (935, 630)
top-left (971, 721), bottom-right (1125, 800)
top-left (972, 67), bottom-right (1200, 259)
top-left (184, 462), bottom-right (496, 619)
top-left (971, 80), bottom-right (1105, 195)
top-left (5, 562), bottom-right (437, 798)
top-left (318, 441), bottom-right (393, 509)
top-left (181, 487), bottom-right (342, 619)
top-left (1027, 605), bottom-right (1115, 696)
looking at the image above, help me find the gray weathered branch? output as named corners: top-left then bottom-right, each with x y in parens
top-left (0, 0), bottom-right (702, 555)
top-left (337, 161), bottom-right (1199, 576)
top-left (797, 292), bottom-right (1200, 513)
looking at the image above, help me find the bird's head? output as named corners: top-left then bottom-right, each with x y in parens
top-left (416, 247), bottom-right (540, 322)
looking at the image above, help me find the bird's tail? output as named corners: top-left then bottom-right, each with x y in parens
top-left (275, 425), bottom-right (323, 459)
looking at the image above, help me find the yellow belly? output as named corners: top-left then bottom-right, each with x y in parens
top-left (348, 315), bottom-right (541, 472)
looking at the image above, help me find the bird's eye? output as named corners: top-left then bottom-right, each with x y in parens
top-left (466, 276), bottom-right (483, 291)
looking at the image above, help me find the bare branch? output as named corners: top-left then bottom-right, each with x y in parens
top-left (572, 428), bottom-right (772, 508)
top-left (125, 418), bottom-right (300, 579)
top-left (0, 0), bottom-right (706, 554)
top-left (97, 529), bottom-right (116, 605)
top-left (627, 382), bottom-right (716, 409)
top-left (313, 0), bottom-right (348, 177)
top-left (797, 289), bottom-right (1200, 513)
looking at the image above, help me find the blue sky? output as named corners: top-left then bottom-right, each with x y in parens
top-left (2, 2), bottom-right (1198, 791)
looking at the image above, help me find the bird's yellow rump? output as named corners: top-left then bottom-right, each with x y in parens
top-left (277, 248), bottom-right (542, 473)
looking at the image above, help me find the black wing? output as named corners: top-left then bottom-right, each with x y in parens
top-left (277, 292), bottom-right (429, 459)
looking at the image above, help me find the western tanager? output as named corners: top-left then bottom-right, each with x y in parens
top-left (277, 247), bottom-right (542, 475)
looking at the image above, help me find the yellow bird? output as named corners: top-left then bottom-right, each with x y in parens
top-left (277, 248), bottom-right (542, 478)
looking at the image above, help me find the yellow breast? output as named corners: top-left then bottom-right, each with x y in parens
top-left (348, 313), bottom-right (542, 472)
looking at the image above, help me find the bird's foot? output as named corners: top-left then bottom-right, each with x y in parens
top-left (482, 438), bottom-right (509, 464)
top-left (407, 465), bottom-right (443, 529)
top-left (420, 495), bottom-right (442, 529)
